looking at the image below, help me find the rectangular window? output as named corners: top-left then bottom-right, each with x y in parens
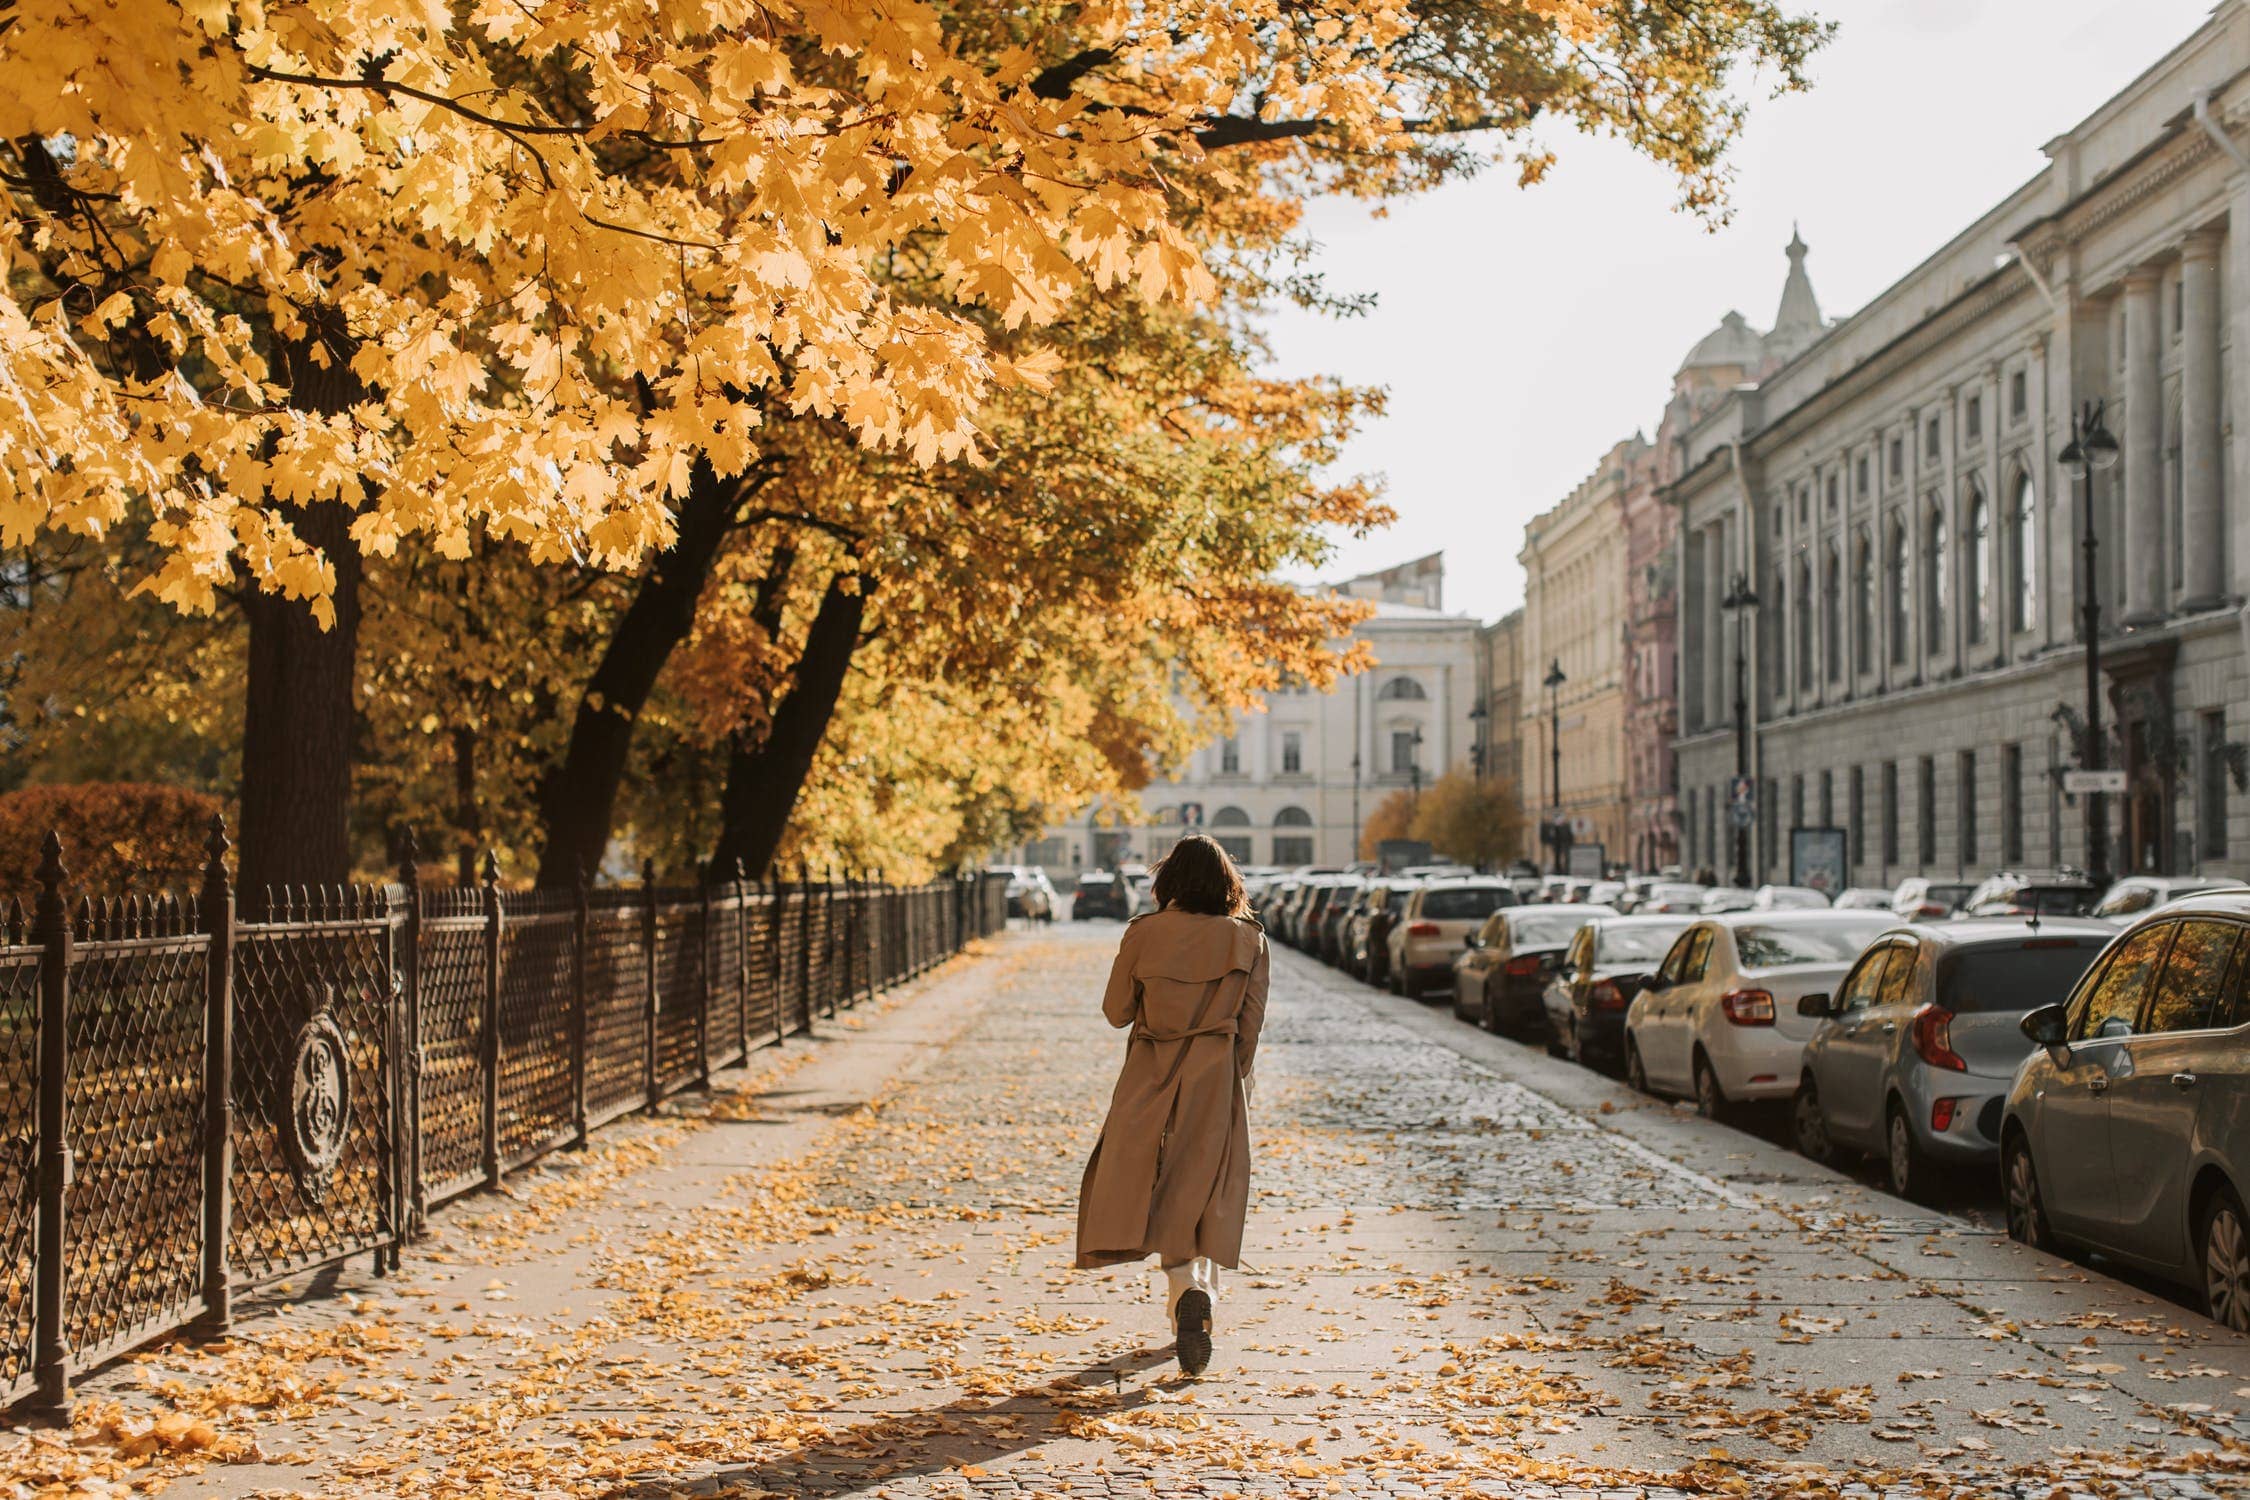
top-left (1684, 787), bottom-right (1698, 868)
top-left (1281, 730), bottom-right (1303, 775)
top-left (1925, 415), bottom-right (1941, 459)
top-left (1882, 761), bottom-right (1900, 865)
top-left (1856, 455), bottom-right (1869, 496)
top-left (1917, 755), bottom-right (1936, 864)
top-left (1220, 737), bottom-right (1240, 775)
top-left (1818, 769), bottom-right (1833, 829)
top-left (1826, 474), bottom-right (1839, 512)
top-left (2010, 370), bottom-right (2027, 421)
top-left (1761, 778), bottom-right (1779, 871)
top-left (1958, 749), bottom-right (1978, 867)
top-left (1273, 835), bottom-right (1313, 866)
top-left (1889, 435), bottom-right (1904, 479)
top-left (1391, 729), bottom-right (1418, 775)
top-left (1790, 774), bottom-right (1805, 831)
top-left (1965, 394), bottom-right (1982, 441)
top-left (2203, 710), bottom-right (2231, 859)
top-left (1849, 766), bottom-right (1865, 869)
top-left (2001, 743), bottom-right (2024, 864)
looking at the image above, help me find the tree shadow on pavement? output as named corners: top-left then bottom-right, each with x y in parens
top-left (597, 1350), bottom-right (1179, 1499)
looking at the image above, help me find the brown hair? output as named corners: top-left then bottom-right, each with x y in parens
top-left (1151, 833), bottom-right (1249, 918)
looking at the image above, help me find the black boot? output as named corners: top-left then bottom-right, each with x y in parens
top-left (1173, 1289), bottom-right (1212, 1376)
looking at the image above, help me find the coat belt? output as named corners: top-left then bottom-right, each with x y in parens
top-left (1131, 1019), bottom-right (1238, 1044)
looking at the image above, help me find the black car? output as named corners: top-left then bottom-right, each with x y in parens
top-left (1456, 905), bottom-right (1619, 1036)
top-left (1071, 871), bottom-right (1132, 921)
top-left (1541, 915), bottom-right (1693, 1069)
top-left (1318, 883), bottom-right (1366, 966)
top-left (1359, 884), bottom-right (1417, 987)
top-left (1297, 880), bottom-right (1344, 952)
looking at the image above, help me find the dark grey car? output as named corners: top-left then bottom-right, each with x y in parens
top-left (1792, 919), bottom-right (2111, 1201)
top-left (2003, 894), bottom-right (2250, 1331)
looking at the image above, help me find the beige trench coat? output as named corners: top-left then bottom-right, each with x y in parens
top-left (1075, 909), bottom-right (1269, 1270)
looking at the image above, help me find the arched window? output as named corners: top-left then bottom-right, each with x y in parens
top-left (1795, 557), bottom-right (1813, 692)
top-left (1823, 542), bottom-right (1842, 682)
top-left (1271, 805), bottom-right (1315, 866)
top-left (1924, 501), bottom-right (1948, 647)
top-left (1966, 487), bottom-right (1990, 645)
top-left (1211, 806), bottom-right (1251, 827)
top-left (1377, 676), bottom-right (1428, 701)
top-left (1888, 519), bottom-right (1909, 665)
top-left (1209, 806), bottom-right (1252, 862)
top-left (1853, 527), bottom-right (1873, 675)
top-left (2009, 471), bottom-right (2037, 634)
top-left (1273, 806), bottom-right (1313, 827)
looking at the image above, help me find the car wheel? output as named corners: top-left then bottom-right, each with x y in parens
top-left (1792, 1077), bottom-right (1835, 1165)
top-left (1692, 1053), bottom-right (1727, 1122)
top-left (2201, 1188), bottom-right (2250, 1334)
top-left (1401, 970), bottom-right (1422, 1001)
top-left (1885, 1103), bottom-right (1941, 1203)
top-left (1625, 1038), bottom-right (1650, 1097)
top-left (2003, 1135), bottom-right (2056, 1251)
top-left (1544, 1017), bottom-right (1568, 1059)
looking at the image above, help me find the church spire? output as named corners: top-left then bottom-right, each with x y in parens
top-left (1769, 224), bottom-right (1823, 356)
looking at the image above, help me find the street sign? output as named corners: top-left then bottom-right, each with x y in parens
top-left (2062, 769), bottom-right (2127, 795)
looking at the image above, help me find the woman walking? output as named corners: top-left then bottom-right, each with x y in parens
top-left (1075, 834), bottom-right (1269, 1376)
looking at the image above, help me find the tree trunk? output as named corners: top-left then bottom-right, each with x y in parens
top-left (710, 573), bottom-right (867, 877)
top-left (236, 312), bottom-right (366, 906)
top-left (533, 458), bottom-right (745, 887)
top-left (451, 724), bottom-right (480, 885)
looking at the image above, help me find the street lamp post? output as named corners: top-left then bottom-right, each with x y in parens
top-left (1721, 573), bottom-right (1760, 889)
top-left (1544, 659), bottom-right (1567, 874)
top-left (1468, 697), bottom-right (1489, 781)
top-left (2058, 400), bottom-right (2121, 888)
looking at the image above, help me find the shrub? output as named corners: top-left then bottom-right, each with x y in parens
top-left (0, 782), bottom-right (225, 897)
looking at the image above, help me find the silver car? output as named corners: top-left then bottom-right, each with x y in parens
top-left (1793, 919), bottom-right (2111, 1202)
top-left (2004, 894), bottom-right (2250, 1330)
top-left (2090, 875), bottom-right (2250, 921)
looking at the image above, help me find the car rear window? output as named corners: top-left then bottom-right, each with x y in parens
top-left (1596, 923), bottom-right (1690, 965)
top-left (1421, 887), bottom-right (1508, 920)
top-left (1510, 912), bottom-right (1592, 947)
top-left (1733, 923), bottom-right (1885, 966)
top-left (1937, 941), bottom-right (2105, 1013)
top-left (1383, 890), bottom-right (1414, 913)
top-left (2019, 886), bottom-right (2097, 916)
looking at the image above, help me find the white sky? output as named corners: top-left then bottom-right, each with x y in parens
top-left (1263, 0), bottom-right (2213, 624)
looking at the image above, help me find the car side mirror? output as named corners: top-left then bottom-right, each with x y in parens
top-left (1795, 992), bottom-right (1833, 1019)
top-left (2020, 1003), bottom-right (2068, 1049)
top-left (1641, 973), bottom-right (1670, 992)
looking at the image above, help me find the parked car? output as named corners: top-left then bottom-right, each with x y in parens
top-left (2003, 895), bottom-right (2250, 1330)
top-left (1891, 877), bottom-right (1976, 921)
top-left (1387, 880), bottom-right (1520, 999)
top-left (1792, 918), bottom-right (2111, 1200)
top-left (1454, 905), bottom-right (1620, 1034)
top-left (1753, 884), bottom-right (1832, 910)
top-left (1624, 911), bottom-right (1892, 1119)
top-left (2091, 875), bottom-right (2250, 921)
top-left (1588, 880), bottom-right (1627, 908)
top-left (1348, 881), bottom-right (1419, 986)
top-left (1298, 878), bottom-right (1350, 953)
top-left (1964, 870), bottom-right (2101, 919)
top-left (1699, 887), bottom-right (1755, 914)
top-left (1125, 872), bottom-right (1156, 917)
top-left (1318, 877), bottom-right (1368, 965)
top-left (1070, 871), bottom-right (1132, 921)
top-left (1638, 882), bottom-right (1710, 915)
top-left (991, 865), bottom-right (1056, 921)
top-left (1542, 914), bottom-right (1693, 1067)
top-left (1831, 887), bottom-right (1898, 911)
top-left (1260, 878), bottom-right (1301, 932)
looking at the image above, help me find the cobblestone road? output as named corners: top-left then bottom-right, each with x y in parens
top-left (32, 923), bottom-right (2250, 1499)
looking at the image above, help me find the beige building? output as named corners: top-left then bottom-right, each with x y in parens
top-left (1519, 445), bottom-right (1637, 867)
top-left (1475, 608), bottom-right (1524, 799)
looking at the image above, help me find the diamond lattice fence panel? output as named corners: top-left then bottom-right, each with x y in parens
top-left (416, 902), bottom-right (486, 1205)
top-left (652, 900), bottom-right (704, 1097)
top-left (496, 896), bottom-right (575, 1169)
top-left (583, 900), bottom-right (647, 1125)
top-left (706, 891), bottom-right (744, 1072)
top-left (0, 944), bottom-right (36, 1402)
top-left (743, 895), bottom-right (779, 1043)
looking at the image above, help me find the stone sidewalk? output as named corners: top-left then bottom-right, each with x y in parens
top-left (13, 923), bottom-right (2250, 1498)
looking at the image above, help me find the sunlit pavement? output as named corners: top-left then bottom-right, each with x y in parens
top-left (55, 923), bottom-right (2250, 1499)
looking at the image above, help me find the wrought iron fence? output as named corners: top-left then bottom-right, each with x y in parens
top-left (0, 823), bottom-right (1008, 1413)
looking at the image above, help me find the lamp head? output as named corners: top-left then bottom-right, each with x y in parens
top-left (2058, 438), bottom-right (2088, 481)
top-left (2085, 421), bottom-right (2120, 472)
top-left (1544, 659), bottom-right (1566, 689)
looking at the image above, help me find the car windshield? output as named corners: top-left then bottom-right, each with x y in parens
top-left (1510, 912), bottom-right (1593, 947)
top-left (1421, 886), bottom-right (1508, 920)
top-left (1938, 941), bottom-right (2107, 1013)
top-left (2094, 885), bottom-right (2156, 917)
top-left (1384, 889), bottom-right (1415, 913)
top-left (1596, 923), bottom-right (1689, 965)
top-left (1733, 920), bottom-right (1887, 966)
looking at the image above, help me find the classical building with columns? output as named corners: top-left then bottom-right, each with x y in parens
top-left (1673, 4), bottom-right (2250, 889)
top-left (1012, 556), bottom-right (1482, 873)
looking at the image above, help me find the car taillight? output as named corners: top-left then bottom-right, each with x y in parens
top-left (1590, 979), bottom-right (1625, 1009)
top-left (1503, 955), bottom-right (1541, 977)
top-left (1720, 988), bottom-right (1775, 1026)
top-left (1407, 922), bottom-right (1440, 937)
top-left (1930, 1097), bottom-right (1960, 1132)
top-left (1914, 902), bottom-right (1948, 918)
top-left (1911, 1005), bottom-right (1966, 1071)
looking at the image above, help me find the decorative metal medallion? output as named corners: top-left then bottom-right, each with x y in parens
top-left (284, 988), bottom-right (352, 1202)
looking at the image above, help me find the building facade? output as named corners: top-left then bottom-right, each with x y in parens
top-left (1673, 5), bottom-right (2250, 890)
top-left (1017, 557), bottom-right (1482, 873)
top-left (1476, 608), bottom-right (1525, 799)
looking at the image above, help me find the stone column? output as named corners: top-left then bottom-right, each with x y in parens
top-left (2121, 265), bottom-right (2166, 624)
top-left (2181, 229), bottom-right (2226, 610)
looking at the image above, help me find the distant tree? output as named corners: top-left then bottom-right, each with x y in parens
top-left (1358, 790), bottom-right (1418, 861)
top-left (1411, 772), bottom-right (1525, 871)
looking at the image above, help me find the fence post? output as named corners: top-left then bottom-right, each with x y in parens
top-left (480, 852), bottom-right (503, 1190)
top-left (399, 831), bottom-right (426, 1235)
top-left (734, 859), bottom-right (750, 1062)
top-left (696, 871), bottom-right (713, 1091)
top-left (796, 860), bottom-right (813, 1033)
top-left (769, 871), bottom-right (787, 1045)
top-left (642, 858), bottom-right (659, 1111)
top-left (30, 833), bottom-right (70, 1413)
top-left (571, 858), bottom-right (590, 1148)
top-left (823, 866), bottom-right (840, 1020)
top-left (196, 816), bottom-right (235, 1338)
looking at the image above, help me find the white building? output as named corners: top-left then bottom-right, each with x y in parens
top-left (1017, 555), bottom-right (1482, 872)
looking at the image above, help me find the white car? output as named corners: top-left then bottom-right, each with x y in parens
top-left (1830, 887), bottom-right (1898, 910)
top-left (1753, 884), bottom-right (1832, 910)
top-left (1700, 886), bottom-right (1755, 914)
top-left (1623, 911), bottom-right (1893, 1118)
top-left (1387, 880), bottom-right (1519, 999)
